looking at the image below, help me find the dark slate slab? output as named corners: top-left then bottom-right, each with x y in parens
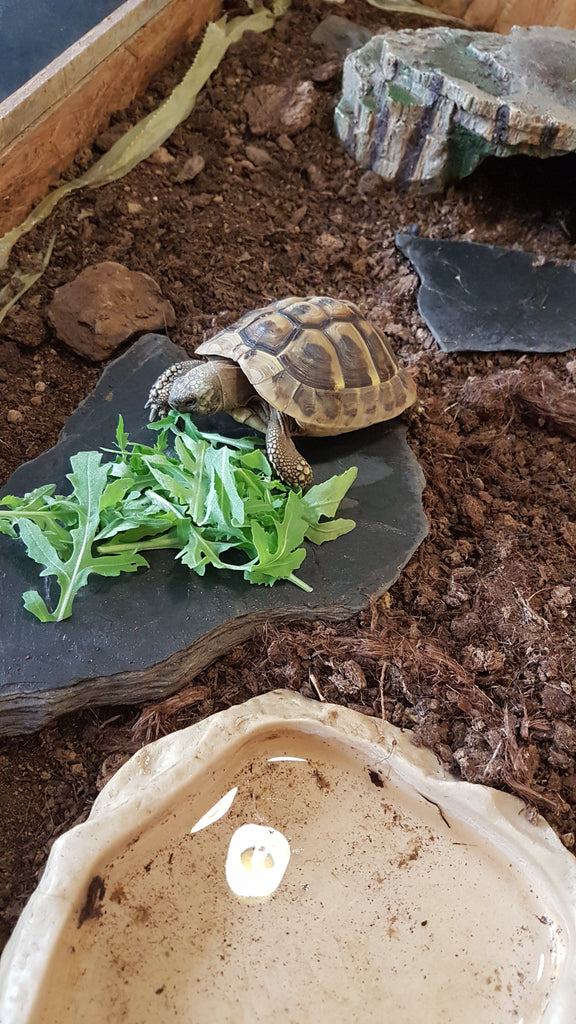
top-left (0, 334), bottom-right (427, 736)
top-left (396, 232), bottom-right (576, 353)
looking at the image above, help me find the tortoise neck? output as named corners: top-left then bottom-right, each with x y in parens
top-left (212, 359), bottom-right (256, 411)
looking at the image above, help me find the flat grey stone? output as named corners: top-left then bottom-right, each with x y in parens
top-left (336, 26), bottom-right (576, 190)
top-left (0, 334), bottom-right (427, 736)
top-left (397, 232), bottom-right (576, 353)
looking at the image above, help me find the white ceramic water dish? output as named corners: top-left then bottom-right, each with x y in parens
top-left (1, 689), bottom-right (575, 1023)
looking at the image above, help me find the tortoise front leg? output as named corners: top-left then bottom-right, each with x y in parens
top-left (145, 361), bottom-right (200, 421)
top-left (266, 407), bottom-right (313, 490)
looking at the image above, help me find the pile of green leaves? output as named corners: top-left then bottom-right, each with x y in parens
top-left (0, 413), bottom-right (357, 623)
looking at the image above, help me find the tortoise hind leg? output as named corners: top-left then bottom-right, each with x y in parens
top-left (265, 407), bottom-right (313, 490)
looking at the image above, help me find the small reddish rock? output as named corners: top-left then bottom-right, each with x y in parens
top-left (244, 145), bottom-right (273, 167)
top-left (358, 170), bottom-right (384, 196)
top-left (244, 80), bottom-right (316, 137)
top-left (310, 58), bottom-right (342, 82)
top-left (175, 154), bottom-right (205, 183)
top-left (147, 146), bottom-right (175, 166)
top-left (459, 493), bottom-right (486, 531)
top-left (47, 262), bottom-right (176, 362)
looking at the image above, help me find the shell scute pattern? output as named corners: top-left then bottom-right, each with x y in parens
top-left (281, 299), bottom-right (328, 326)
top-left (314, 296), bottom-right (360, 320)
top-left (278, 327), bottom-right (345, 391)
top-left (241, 350), bottom-right (283, 387)
top-left (358, 321), bottom-right (400, 382)
top-left (196, 296), bottom-right (415, 435)
top-left (241, 312), bottom-right (298, 354)
top-left (291, 383), bottom-right (320, 421)
top-left (323, 319), bottom-right (378, 389)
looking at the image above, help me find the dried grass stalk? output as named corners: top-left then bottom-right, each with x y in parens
top-left (461, 368), bottom-right (576, 439)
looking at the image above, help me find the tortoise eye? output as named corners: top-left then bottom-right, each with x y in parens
top-left (173, 394), bottom-right (198, 412)
top-left (169, 377), bottom-right (196, 406)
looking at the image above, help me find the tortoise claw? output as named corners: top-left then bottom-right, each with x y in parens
top-left (145, 394), bottom-right (169, 422)
top-left (146, 402), bottom-right (163, 422)
top-left (146, 362), bottom-right (193, 422)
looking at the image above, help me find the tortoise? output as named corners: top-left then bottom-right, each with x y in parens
top-left (146, 295), bottom-right (416, 488)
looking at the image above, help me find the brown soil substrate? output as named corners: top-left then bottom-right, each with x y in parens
top-left (0, 0), bottom-right (575, 947)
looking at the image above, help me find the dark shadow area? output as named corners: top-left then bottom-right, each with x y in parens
top-left (0, 0), bottom-right (124, 102)
top-left (459, 152), bottom-right (576, 243)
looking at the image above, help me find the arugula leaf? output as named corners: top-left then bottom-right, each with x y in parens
top-left (202, 445), bottom-right (246, 531)
top-left (301, 467), bottom-right (358, 522)
top-left (8, 452), bottom-right (147, 621)
top-left (99, 476), bottom-right (135, 510)
top-left (115, 414), bottom-right (130, 454)
top-left (244, 490), bottom-right (309, 586)
top-left (178, 525), bottom-right (248, 576)
top-left (0, 412), bottom-right (357, 621)
top-left (304, 518), bottom-right (356, 545)
top-left (0, 484), bottom-right (73, 551)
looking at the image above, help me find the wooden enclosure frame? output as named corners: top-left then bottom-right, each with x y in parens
top-left (0, 0), bottom-right (221, 236)
top-left (427, 0), bottom-right (576, 31)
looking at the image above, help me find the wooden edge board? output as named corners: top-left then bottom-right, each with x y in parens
top-left (494, 0), bottom-right (576, 32)
top-left (0, 0), bottom-right (176, 152)
top-left (0, 0), bottom-right (221, 237)
top-left (426, 0), bottom-right (576, 30)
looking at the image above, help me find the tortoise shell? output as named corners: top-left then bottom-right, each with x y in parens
top-left (195, 295), bottom-right (416, 436)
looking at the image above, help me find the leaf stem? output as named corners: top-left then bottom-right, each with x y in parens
top-left (286, 573), bottom-right (313, 593)
top-left (98, 534), bottom-right (178, 553)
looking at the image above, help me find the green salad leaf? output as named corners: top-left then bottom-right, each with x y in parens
top-left (0, 413), bottom-right (357, 622)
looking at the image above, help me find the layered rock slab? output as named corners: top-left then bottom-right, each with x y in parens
top-left (0, 335), bottom-right (427, 736)
top-left (335, 26), bottom-right (576, 190)
top-left (397, 232), bottom-right (576, 352)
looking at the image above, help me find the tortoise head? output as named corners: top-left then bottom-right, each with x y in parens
top-left (169, 361), bottom-right (225, 415)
